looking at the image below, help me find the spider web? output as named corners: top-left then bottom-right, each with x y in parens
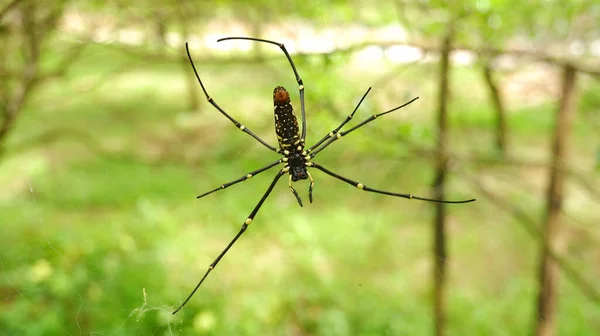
top-left (0, 9), bottom-right (181, 335)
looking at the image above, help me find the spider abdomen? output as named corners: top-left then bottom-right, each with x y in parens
top-left (273, 86), bottom-right (300, 150)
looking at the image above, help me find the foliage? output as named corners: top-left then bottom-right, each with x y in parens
top-left (1, 0), bottom-right (599, 335)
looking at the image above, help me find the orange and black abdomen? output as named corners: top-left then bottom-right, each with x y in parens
top-left (273, 86), bottom-right (300, 150)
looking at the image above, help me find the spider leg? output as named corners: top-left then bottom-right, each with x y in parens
top-left (288, 175), bottom-right (303, 207)
top-left (309, 97), bottom-right (419, 158)
top-left (185, 43), bottom-right (280, 154)
top-left (197, 159), bottom-right (282, 199)
top-left (218, 37), bottom-right (307, 142)
top-left (173, 169), bottom-right (286, 315)
top-left (310, 162), bottom-right (475, 204)
top-left (307, 171), bottom-right (315, 203)
top-left (307, 87), bottom-right (371, 153)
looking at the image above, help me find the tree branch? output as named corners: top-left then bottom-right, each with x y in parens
top-left (0, 0), bottom-right (39, 153)
top-left (0, 0), bottom-right (23, 21)
top-left (465, 172), bottom-right (600, 305)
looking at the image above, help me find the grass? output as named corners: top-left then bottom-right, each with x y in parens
top-left (1, 41), bottom-right (599, 335)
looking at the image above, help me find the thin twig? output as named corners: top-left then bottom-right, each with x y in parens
top-left (465, 172), bottom-right (600, 305)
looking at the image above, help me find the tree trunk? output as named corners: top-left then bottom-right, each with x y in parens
top-left (181, 45), bottom-right (201, 112)
top-left (534, 64), bottom-right (577, 336)
top-left (176, 4), bottom-right (200, 112)
top-left (432, 32), bottom-right (452, 336)
top-left (0, 0), bottom-right (39, 160)
top-left (482, 63), bottom-right (508, 155)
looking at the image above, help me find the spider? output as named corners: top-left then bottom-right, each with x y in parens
top-left (173, 37), bottom-right (476, 314)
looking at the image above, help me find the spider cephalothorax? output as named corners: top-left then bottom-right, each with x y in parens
top-left (286, 152), bottom-right (309, 182)
top-left (174, 37), bottom-right (476, 314)
top-left (281, 148), bottom-right (312, 207)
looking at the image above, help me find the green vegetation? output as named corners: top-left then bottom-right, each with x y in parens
top-left (1, 1), bottom-right (599, 335)
top-left (1, 41), bottom-right (598, 335)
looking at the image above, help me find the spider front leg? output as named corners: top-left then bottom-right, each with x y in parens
top-left (173, 169), bottom-right (286, 315)
top-left (307, 87), bottom-right (371, 153)
top-left (309, 96), bottom-right (420, 158)
top-left (218, 37), bottom-right (307, 142)
top-left (185, 43), bottom-right (280, 154)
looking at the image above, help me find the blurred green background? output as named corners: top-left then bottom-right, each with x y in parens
top-left (1, 0), bottom-right (599, 335)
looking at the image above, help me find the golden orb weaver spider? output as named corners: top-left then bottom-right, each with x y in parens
top-left (173, 37), bottom-right (476, 314)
